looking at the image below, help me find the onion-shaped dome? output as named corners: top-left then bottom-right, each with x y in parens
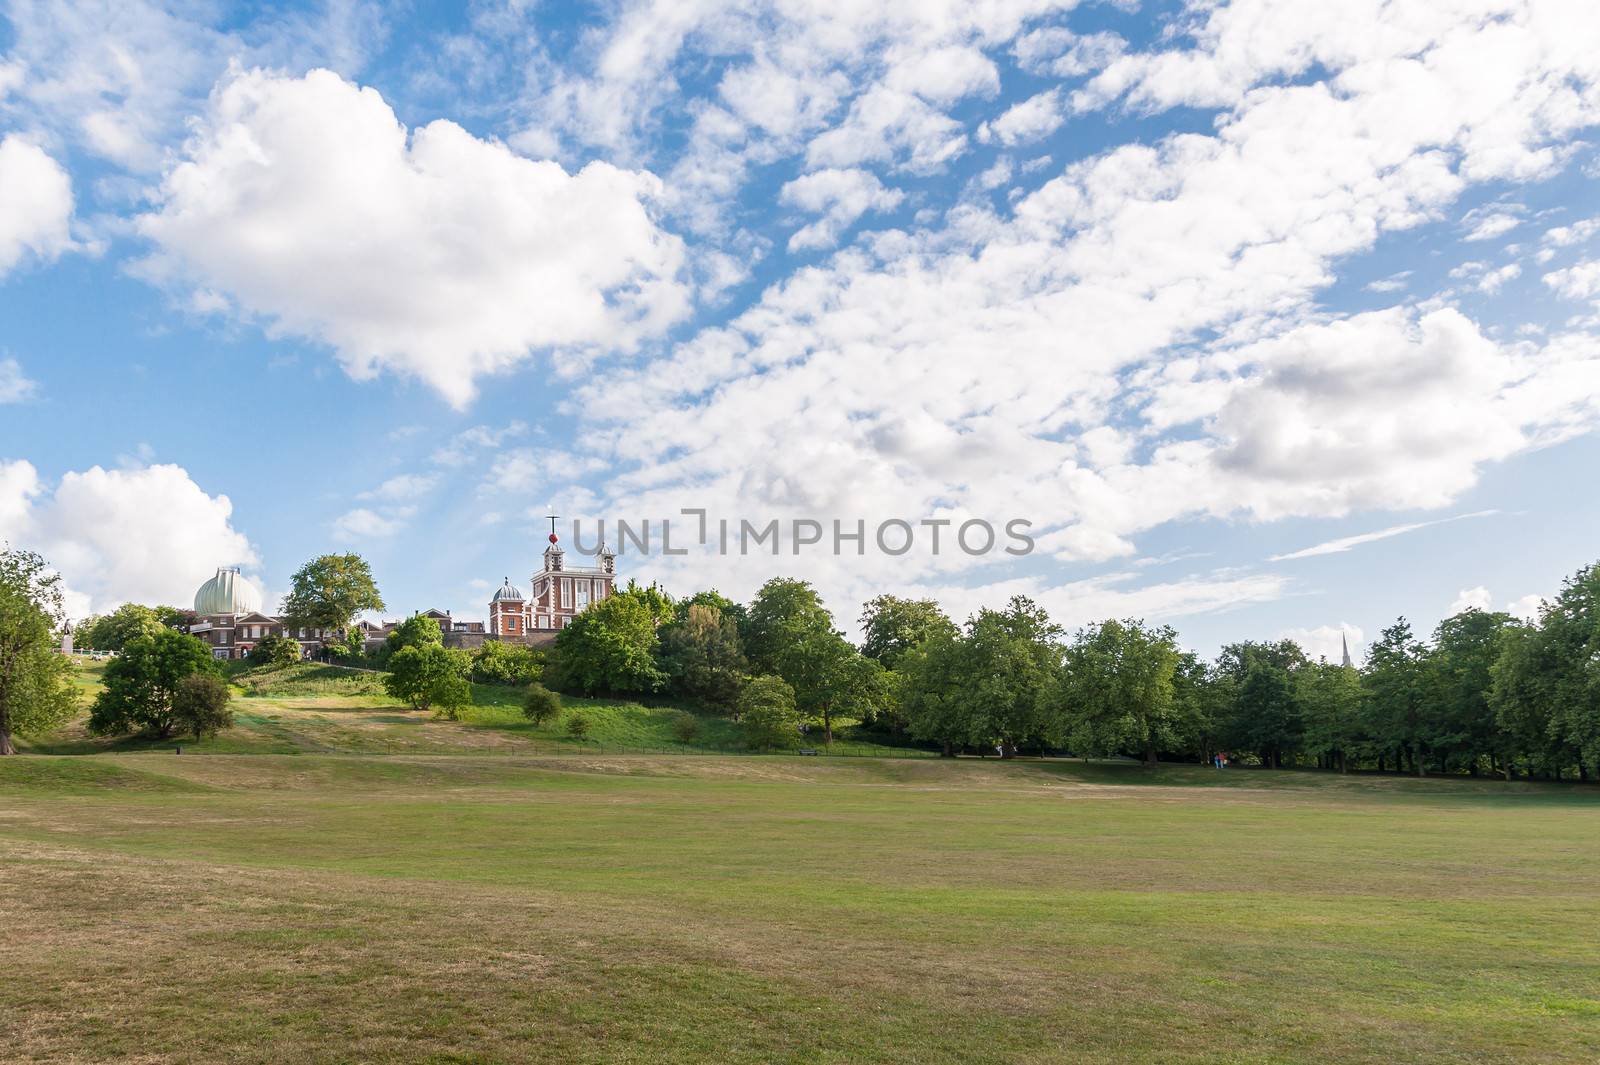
top-left (492, 577), bottom-right (524, 603)
top-left (194, 567), bottom-right (262, 615)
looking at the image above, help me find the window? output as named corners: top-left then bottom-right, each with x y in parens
top-left (561, 579), bottom-right (570, 609)
top-left (576, 580), bottom-right (590, 610)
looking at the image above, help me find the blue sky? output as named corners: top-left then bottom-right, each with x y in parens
top-left (3, 0), bottom-right (1600, 661)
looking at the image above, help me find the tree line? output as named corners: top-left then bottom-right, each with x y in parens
top-left (4, 543), bottom-right (1597, 776)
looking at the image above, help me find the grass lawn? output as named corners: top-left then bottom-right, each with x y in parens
top-left (2, 677), bottom-right (1598, 1062)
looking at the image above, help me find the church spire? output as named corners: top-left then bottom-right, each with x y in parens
top-left (1341, 631), bottom-right (1353, 669)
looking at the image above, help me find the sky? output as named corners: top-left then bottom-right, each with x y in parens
top-left (2, 0), bottom-right (1600, 663)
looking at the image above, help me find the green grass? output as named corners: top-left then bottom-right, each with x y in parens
top-left (5, 664), bottom-right (1597, 1063)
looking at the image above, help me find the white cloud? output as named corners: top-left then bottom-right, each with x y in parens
top-left (1014, 28), bottom-right (1126, 78)
top-left (1449, 585), bottom-right (1494, 613)
top-left (1506, 593), bottom-right (1545, 621)
top-left (0, 358), bottom-right (39, 403)
top-left (0, 135), bottom-right (76, 275)
top-left (1476, 263), bottom-right (1521, 293)
top-left (359, 473), bottom-right (439, 502)
top-left (0, 459), bottom-right (257, 616)
top-left (1277, 623), bottom-right (1362, 664)
top-left (1270, 511), bottom-right (1500, 562)
top-left (431, 421), bottom-right (528, 467)
top-left (331, 506), bottom-right (414, 541)
top-left (780, 168), bottom-right (904, 251)
top-left (137, 69), bottom-right (691, 407)
top-left (1463, 208), bottom-right (1523, 242)
top-left (1544, 258), bottom-right (1600, 300)
top-left (978, 88), bottom-right (1066, 147)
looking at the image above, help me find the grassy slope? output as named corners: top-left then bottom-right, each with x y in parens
top-left (25, 660), bottom-right (915, 757)
top-left (2, 751), bottom-right (1598, 1064)
top-left (6, 662), bottom-right (1598, 1063)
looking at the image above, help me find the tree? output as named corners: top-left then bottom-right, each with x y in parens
top-left (743, 578), bottom-right (831, 675)
top-left (249, 632), bottom-right (302, 668)
top-left (387, 614), bottom-right (443, 653)
top-left (1425, 609), bottom-right (1515, 774)
top-left (899, 630), bottom-right (973, 756)
top-left (1537, 563), bottom-right (1600, 775)
top-left (658, 603), bottom-right (747, 712)
top-left (90, 628), bottom-right (220, 739)
top-left (615, 580), bottom-right (674, 623)
top-left (858, 595), bottom-right (957, 670)
top-left (384, 644), bottom-right (472, 718)
top-left (1053, 618), bottom-right (1180, 767)
top-left (472, 641), bottom-right (543, 686)
top-left (566, 712), bottom-right (593, 739)
top-left (0, 548), bottom-right (78, 754)
top-left (81, 603), bottom-right (164, 652)
top-left (548, 594), bottom-right (665, 695)
top-left (1215, 640), bottom-right (1308, 767)
top-left (1298, 660), bottom-right (1364, 772)
top-left (1363, 619), bottom-right (1429, 775)
top-left (281, 553), bottom-right (385, 640)
top-left (676, 589), bottom-right (745, 628)
top-left (960, 598), bottom-right (1063, 757)
top-left (172, 673), bottom-right (234, 739)
top-left (522, 682), bottom-right (562, 725)
top-left (1489, 621), bottom-right (1563, 779)
top-left (739, 675), bottom-right (801, 750)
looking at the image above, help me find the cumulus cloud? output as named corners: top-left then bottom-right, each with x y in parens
top-left (977, 89), bottom-right (1066, 146)
top-left (138, 69), bottom-right (691, 407)
top-left (358, 473), bottom-right (439, 502)
top-left (331, 506), bottom-right (413, 540)
top-left (1449, 585), bottom-right (1494, 613)
top-left (0, 135), bottom-right (76, 275)
top-left (0, 357), bottom-right (39, 403)
top-left (504, 1), bottom-right (1600, 630)
top-left (780, 168), bottom-right (904, 251)
top-left (1544, 258), bottom-right (1600, 300)
top-left (0, 460), bottom-right (257, 616)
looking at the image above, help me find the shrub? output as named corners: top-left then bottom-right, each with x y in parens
top-left (172, 673), bottom-right (234, 739)
top-left (473, 641), bottom-right (544, 686)
top-left (522, 682), bottom-right (563, 725)
top-left (565, 712), bottom-right (593, 739)
top-left (672, 710), bottom-right (702, 743)
top-left (249, 633), bottom-right (301, 668)
top-left (89, 629), bottom-right (220, 739)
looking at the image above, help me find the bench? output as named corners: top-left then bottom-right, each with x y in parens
top-left (797, 748), bottom-right (819, 756)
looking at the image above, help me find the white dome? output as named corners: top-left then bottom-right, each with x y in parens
top-left (194, 567), bottom-right (262, 615)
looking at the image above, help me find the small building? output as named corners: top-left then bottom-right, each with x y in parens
top-left (487, 529), bottom-right (617, 643)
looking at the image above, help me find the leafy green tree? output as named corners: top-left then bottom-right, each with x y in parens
top-left (172, 673), bottom-right (234, 740)
top-left (548, 594), bottom-right (665, 695)
top-left (658, 603), bottom-right (747, 713)
top-left (676, 589), bottom-right (746, 628)
top-left (1298, 660), bottom-right (1364, 772)
top-left (1489, 621), bottom-right (1564, 779)
top-left (90, 628), bottom-right (220, 739)
top-left (1425, 609), bottom-right (1515, 774)
top-left (472, 641), bottom-right (543, 686)
top-left (899, 629), bottom-right (972, 756)
top-left (386, 614), bottom-right (443, 652)
top-left (521, 682), bottom-right (562, 725)
top-left (615, 580), bottom-right (674, 623)
top-left (1363, 619), bottom-right (1431, 774)
top-left (1537, 563), bottom-right (1600, 775)
top-left (858, 595), bottom-right (957, 670)
top-left (281, 553), bottom-right (385, 640)
top-left (960, 597), bottom-right (1063, 757)
top-left (671, 710), bottom-right (702, 743)
top-left (565, 711), bottom-right (593, 739)
top-left (82, 603), bottom-right (164, 652)
top-left (384, 644), bottom-right (472, 718)
top-left (249, 632), bottom-right (302, 668)
top-left (1053, 618), bottom-right (1180, 767)
top-left (739, 675), bottom-right (801, 750)
top-left (1215, 640), bottom-right (1308, 767)
top-left (0, 548), bottom-right (79, 754)
top-left (1171, 651), bottom-right (1224, 763)
top-left (743, 577), bottom-right (831, 675)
